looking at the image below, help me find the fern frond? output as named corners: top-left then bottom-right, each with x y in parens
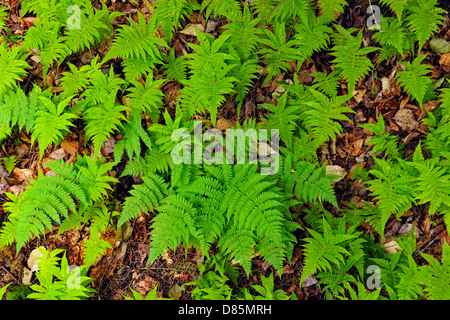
top-left (331, 26), bottom-right (377, 94)
top-left (118, 173), bottom-right (170, 227)
top-left (366, 158), bottom-right (415, 236)
top-left (395, 54), bottom-right (433, 108)
top-left (31, 96), bottom-right (77, 160)
top-left (407, 0), bottom-right (446, 52)
top-left (300, 218), bottom-right (355, 286)
top-left (418, 242), bottom-right (450, 300)
top-left (261, 93), bottom-right (300, 149)
top-left (83, 94), bottom-right (128, 157)
top-left (0, 44), bottom-right (28, 97)
top-left (302, 89), bottom-right (353, 145)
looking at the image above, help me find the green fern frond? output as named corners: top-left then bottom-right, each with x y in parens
top-left (395, 54), bottom-right (433, 108)
top-left (331, 26), bottom-right (377, 94)
top-left (118, 173), bottom-right (170, 227)
top-left (407, 0), bottom-right (446, 52)
top-left (0, 44), bottom-right (29, 97)
top-left (300, 218), bottom-right (355, 286)
top-left (418, 242), bottom-right (450, 300)
top-left (32, 96), bottom-right (77, 160)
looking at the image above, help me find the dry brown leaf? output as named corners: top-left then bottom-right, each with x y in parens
top-left (60, 138), bottom-right (79, 156)
top-left (12, 167), bottom-right (34, 180)
top-left (439, 52), bottom-right (450, 72)
top-left (393, 108), bottom-right (418, 132)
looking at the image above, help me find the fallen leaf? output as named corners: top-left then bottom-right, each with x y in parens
top-left (168, 284), bottom-right (182, 300)
top-left (439, 53), bottom-right (450, 72)
top-left (49, 148), bottom-right (66, 160)
top-left (429, 38), bottom-right (450, 54)
top-left (116, 220), bottom-right (133, 243)
top-left (352, 88), bottom-right (366, 104)
top-left (382, 240), bottom-right (401, 254)
top-left (326, 165), bottom-right (347, 183)
top-left (12, 168), bottom-right (35, 180)
top-left (60, 138), bottom-right (79, 155)
top-left (179, 23), bottom-right (204, 36)
top-left (393, 108), bottom-right (418, 132)
top-left (301, 275), bottom-right (318, 288)
top-left (28, 247), bottom-right (45, 272)
top-left (22, 268), bottom-right (32, 285)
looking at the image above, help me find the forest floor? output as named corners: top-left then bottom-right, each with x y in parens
top-left (0, 0), bottom-right (449, 300)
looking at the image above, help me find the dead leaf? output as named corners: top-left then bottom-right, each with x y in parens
top-left (439, 53), bottom-right (450, 72)
top-left (8, 185), bottom-right (25, 196)
top-left (352, 88), bottom-right (366, 104)
top-left (179, 23), bottom-right (204, 36)
top-left (382, 240), bottom-right (401, 254)
top-left (393, 108), bottom-right (418, 132)
top-left (326, 165), bottom-right (347, 183)
top-left (215, 118), bottom-right (232, 131)
top-left (28, 247), bottom-right (45, 272)
top-left (22, 268), bottom-right (32, 285)
top-left (168, 284), bottom-right (182, 300)
top-left (101, 136), bottom-right (117, 156)
top-left (49, 148), bottom-right (66, 160)
top-left (61, 138), bottom-right (79, 155)
top-left (301, 275), bottom-right (318, 288)
top-left (116, 220), bottom-right (133, 243)
top-left (12, 167), bottom-right (35, 180)
top-left (430, 38), bottom-right (450, 54)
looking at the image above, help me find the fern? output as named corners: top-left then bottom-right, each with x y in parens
top-left (331, 26), bottom-right (377, 94)
top-left (261, 93), bottom-right (300, 149)
top-left (151, 0), bottom-right (195, 42)
top-left (395, 54), bottom-right (433, 108)
top-left (418, 242), bottom-right (450, 300)
top-left (407, 0), bottom-right (446, 52)
top-left (366, 158), bottom-right (415, 236)
top-left (32, 96), bottom-right (77, 160)
top-left (126, 76), bottom-right (165, 114)
top-left (300, 218), bottom-right (355, 286)
top-left (161, 47), bottom-right (188, 84)
top-left (379, 0), bottom-right (410, 20)
top-left (0, 44), bottom-right (29, 97)
top-left (293, 9), bottom-right (333, 66)
top-left (359, 114), bottom-right (402, 159)
top-left (83, 93), bottom-right (128, 157)
top-left (26, 248), bottom-right (94, 300)
top-left (201, 0), bottom-right (241, 20)
top-left (103, 11), bottom-right (167, 81)
top-left (120, 163), bottom-right (298, 276)
top-left (64, 3), bottom-right (117, 54)
top-left (317, 0), bottom-right (347, 24)
top-left (118, 173), bottom-right (170, 227)
top-left (259, 21), bottom-right (301, 85)
top-left (0, 156), bottom-right (118, 252)
top-left (301, 89), bottom-right (354, 145)
top-left (181, 31), bottom-right (238, 124)
top-left (373, 17), bottom-right (409, 57)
